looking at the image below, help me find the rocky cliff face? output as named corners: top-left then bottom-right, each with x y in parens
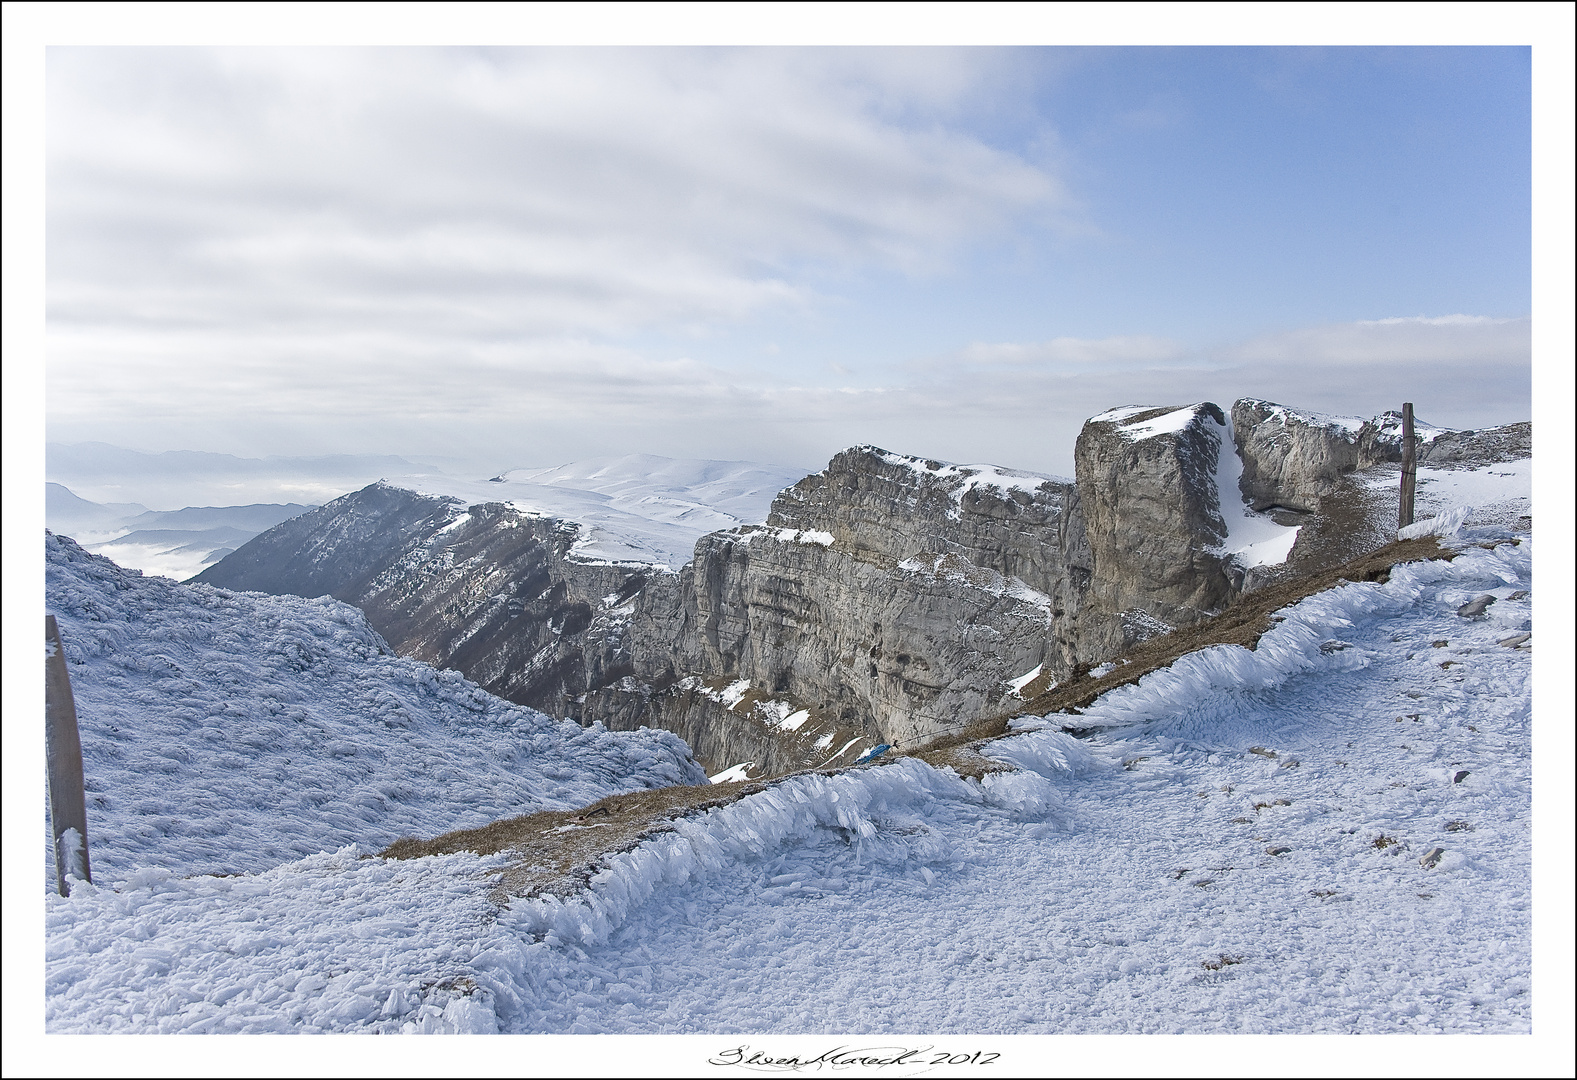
top-left (1074, 404), bottom-right (1235, 625)
top-left (196, 450), bottom-right (1103, 771)
top-left (1231, 400), bottom-right (1366, 513)
top-left (586, 446), bottom-right (1104, 760)
top-left (196, 402), bottom-right (1529, 779)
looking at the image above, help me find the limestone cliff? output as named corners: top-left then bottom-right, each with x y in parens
top-left (197, 402), bottom-right (1529, 779)
top-left (605, 447), bottom-right (1100, 751)
top-left (1073, 403), bottom-right (1235, 625)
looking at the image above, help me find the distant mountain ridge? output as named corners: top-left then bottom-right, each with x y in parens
top-left (45, 482), bottom-right (316, 581)
top-left (46, 442), bottom-right (443, 510)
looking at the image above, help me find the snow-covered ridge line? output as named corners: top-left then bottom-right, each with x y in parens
top-left (377, 454), bottom-right (808, 570)
top-left (1233, 397), bottom-right (1368, 436)
top-left (866, 444), bottom-right (1072, 499)
top-left (1090, 403), bottom-right (1211, 440)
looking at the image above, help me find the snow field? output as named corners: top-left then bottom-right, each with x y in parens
top-left (43, 530), bottom-right (1532, 1033)
top-left (389, 453), bottom-right (807, 568)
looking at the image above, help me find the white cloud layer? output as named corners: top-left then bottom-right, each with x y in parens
top-left (44, 49), bottom-right (1531, 479)
top-left (48, 312), bottom-right (1530, 480)
top-left (48, 48), bottom-right (1066, 341)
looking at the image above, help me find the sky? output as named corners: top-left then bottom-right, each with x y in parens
top-left (34, 33), bottom-right (1544, 479)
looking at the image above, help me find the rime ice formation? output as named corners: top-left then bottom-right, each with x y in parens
top-left (45, 532), bottom-right (705, 889)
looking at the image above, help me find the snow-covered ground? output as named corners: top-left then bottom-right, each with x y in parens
top-left (43, 525), bottom-right (1538, 1037)
top-left (41, 533), bottom-right (706, 892)
top-left (1389, 458), bottom-right (1533, 531)
top-left (387, 454), bottom-right (807, 568)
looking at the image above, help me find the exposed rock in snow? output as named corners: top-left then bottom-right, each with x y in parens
top-left (192, 483), bottom-right (661, 721)
top-left (1232, 399), bottom-right (1368, 513)
top-left (1074, 402), bottom-right (1235, 624)
top-left (584, 444), bottom-right (1104, 758)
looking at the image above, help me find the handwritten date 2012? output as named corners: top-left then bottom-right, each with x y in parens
top-left (710, 1045), bottom-right (999, 1071)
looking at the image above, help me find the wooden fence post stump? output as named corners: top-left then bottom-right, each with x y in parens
top-left (1399, 402), bottom-right (1417, 530)
top-left (45, 615), bottom-right (91, 895)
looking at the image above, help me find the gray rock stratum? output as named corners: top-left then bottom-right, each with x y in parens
top-left (1074, 403), bottom-right (1235, 625)
top-left (601, 447), bottom-right (1108, 755)
top-left (194, 401), bottom-right (1530, 778)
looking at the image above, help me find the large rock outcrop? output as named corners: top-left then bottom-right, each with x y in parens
top-left (1231, 399), bottom-right (1366, 513)
top-left (1073, 404), bottom-right (1235, 624)
top-left (1233, 399), bottom-right (1535, 512)
top-left (591, 447), bottom-right (1103, 755)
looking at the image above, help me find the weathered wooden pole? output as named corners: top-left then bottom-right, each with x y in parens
top-left (1398, 402), bottom-right (1417, 530)
top-left (45, 615), bottom-right (91, 895)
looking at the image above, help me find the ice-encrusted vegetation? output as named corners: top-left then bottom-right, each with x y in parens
top-left (44, 526), bottom-right (1532, 1034)
top-left (42, 533), bottom-right (706, 889)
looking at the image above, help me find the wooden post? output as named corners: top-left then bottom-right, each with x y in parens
top-left (45, 615), bottom-right (91, 895)
top-left (1398, 402), bottom-right (1416, 530)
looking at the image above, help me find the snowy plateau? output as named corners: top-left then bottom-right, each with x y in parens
top-left (38, 422), bottom-right (1541, 1042)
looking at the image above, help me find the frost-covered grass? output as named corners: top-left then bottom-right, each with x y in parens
top-left (44, 529), bottom-right (1533, 1034)
top-left (42, 533), bottom-right (706, 891)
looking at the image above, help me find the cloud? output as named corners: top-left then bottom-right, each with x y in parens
top-left (47, 47), bottom-right (1088, 468)
top-left (46, 310), bottom-right (1532, 480)
top-left (857, 315), bottom-right (1533, 474)
top-left (1223, 314), bottom-right (1531, 369)
top-left (47, 48), bottom-right (1071, 344)
top-left (1356, 314), bottom-right (1513, 327)
top-left (951, 335), bottom-right (1184, 368)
